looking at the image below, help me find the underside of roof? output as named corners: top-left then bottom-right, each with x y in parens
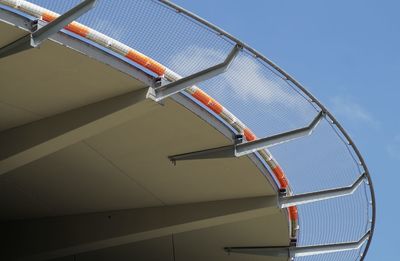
top-left (0, 9), bottom-right (288, 261)
top-left (0, 1), bottom-right (375, 261)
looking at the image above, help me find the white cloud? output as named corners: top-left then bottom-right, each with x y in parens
top-left (167, 45), bottom-right (307, 107)
top-left (330, 96), bottom-right (378, 127)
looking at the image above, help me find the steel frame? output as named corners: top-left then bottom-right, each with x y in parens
top-left (147, 44), bottom-right (241, 101)
top-left (159, 1), bottom-right (376, 259)
top-left (0, 7), bottom-right (241, 176)
top-left (279, 173), bottom-right (367, 208)
top-left (0, 1), bottom-right (376, 259)
top-left (0, 0), bottom-right (96, 59)
top-left (168, 111), bottom-right (324, 162)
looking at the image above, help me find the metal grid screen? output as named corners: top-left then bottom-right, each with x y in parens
top-left (25, 0), bottom-right (375, 260)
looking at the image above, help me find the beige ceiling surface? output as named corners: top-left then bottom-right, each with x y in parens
top-left (0, 20), bottom-right (27, 47)
top-left (174, 213), bottom-right (288, 261)
top-left (85, 99), bottom-right (276, 205)
top-left (75, 236), bottom-right (175, 261)
top-left (1, 141), bottom-right (162, 220)
top-left (0, 100), bottom-right (40, 131)
top-left (1, 98), bottom-right (276, 219)
top-left (0, 20), bottom-right (277, 218)
top-left (66, 214), bottom-right (288, 261)
top-left (0, 22), bottom-right (41, 130)
top-left (0, 21), bottom-right (148, 129)
top-left (0, 16), bottom-right (288, 260)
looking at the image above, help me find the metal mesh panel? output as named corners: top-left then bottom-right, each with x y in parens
top-left (29, 0), bottom-right (79, 12)
top-left (24, 1), bottom-right (375, 260)
top-left (297, 188), bottom-right (369, 245)
top-left (198, 49), bottom-right (317, 137)
top-left (269, 119), bottom-right (361, 193)
top-left (30, 0), bottom-right (234, 77)
top-left (296, 249), bottom-right (362, 261)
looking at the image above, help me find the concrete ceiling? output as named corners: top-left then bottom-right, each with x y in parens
top-left (70, 215), bottom-right (288, 261)
top-left (0, 14), bottom-right (289, 261)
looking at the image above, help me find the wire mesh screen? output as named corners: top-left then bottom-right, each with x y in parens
top-left (197, 49), bottom-right (317, 137)
top-left (25, 0), bottom-right (374, 260)
top-left (296, 250), bottom-right (363, 261)
top-left (30, 0), bottom-right (234, 78)
top-left (270, 119), bottom-right (361, 193)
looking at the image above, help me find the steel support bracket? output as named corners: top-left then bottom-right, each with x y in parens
top-left (225, 231), bottom-right (370, 258)
top-left (279, 172), bottom-right (367, 208)
top-left (168, 111), bottom-right (324, 162)
top-left (147, 44), bottom-right (241, 102)
top-left (0, 0), bottom-right (96, 59)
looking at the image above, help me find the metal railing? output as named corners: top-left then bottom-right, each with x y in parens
top-left (0, 0), bottom-right (375, 260)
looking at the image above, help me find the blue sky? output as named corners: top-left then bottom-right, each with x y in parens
top-left (171, 0), bottom-right (399, 259)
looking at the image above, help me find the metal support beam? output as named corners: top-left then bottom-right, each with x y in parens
top-left (0, 88), bottom-right (150, 176)
top-left (0, 0), bottom-right (96, 59)
top-left (225, 231), bottom-right (370, 257)
top-left (0, 6), bottom-right (155, 87)
top-left (169, 111), bottom-right (324, 162)
top-left (236, 111), bottom-right (324, 156)
top-left (279, 173), bottom-right (366, 208)
top-left (147, 44), bottom-right (241, 101)
top-left (3, 196), bottom-right (277, 260)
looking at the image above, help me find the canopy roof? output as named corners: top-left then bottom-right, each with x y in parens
top-left (0, 1), bottom-right (375, 261)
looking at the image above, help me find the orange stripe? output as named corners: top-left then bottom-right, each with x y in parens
top-left (192, 89), bottom-right (223, 115)
top-left (289, 206), bottom-right (298, 221)
top-left (65, 22), bottom-right (89, 37)
top-left (125, 50), bottom-right (166, 76)
top-left (243, 128), bottom-right (256, 141)
top-left (42, 12), bottom-right (166, 76)
top-left (272, 165), bottom-right (288, 188)
top-left (42, 12), bottom-right (89, 37)
top-left (42, 12), bottom-right (165, 76)
top-left (42, 12), bottom-right (57, 22)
